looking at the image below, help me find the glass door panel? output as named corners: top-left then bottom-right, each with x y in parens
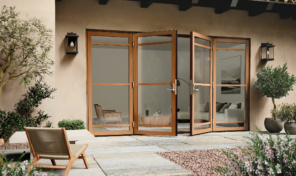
top-left (87, 31), bottom-right (133, 135)
top-left (190, 32), bottom-right (213, 135)
top-left (213, 38), bottom-right (249, 131)
top-left (134, 30), bottom-right (177, 136)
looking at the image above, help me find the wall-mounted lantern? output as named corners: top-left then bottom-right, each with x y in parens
top-left (65, 32), bottom-right (79, 54)
top-left (261, 43), bottom-right (275, 61)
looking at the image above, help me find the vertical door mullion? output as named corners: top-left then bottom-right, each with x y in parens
top-left (87, 32), bottom-right (93, 133)
top-left (133, 34), bottom-right (139, 134)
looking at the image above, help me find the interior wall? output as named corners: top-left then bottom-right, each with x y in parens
top-left (56, 0), bottom-right (296, 131)
top-left (0, 0), bottom-right (55, 126)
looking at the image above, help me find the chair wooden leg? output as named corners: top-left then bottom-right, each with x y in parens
top-left (64, 159), bottom-right (75, 176)
top-left (51, 159), bottom-right (56, 166)
top-left (81, 151), bottom-right (89, 169)
top-left (27, 157), bottom-right (39, 174)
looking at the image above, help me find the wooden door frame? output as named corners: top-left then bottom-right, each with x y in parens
top-left (190, 32), bottom-right (213, 135)
top-left (133, 30), bottom-right (178, 136)
top-left (87, 31), bottom-right (134, 136)
top-left (212, 38), bottom-right (250, 131)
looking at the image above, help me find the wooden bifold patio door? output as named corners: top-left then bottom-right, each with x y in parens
top-left (190, 32), bottom-right (249, 135)
top-left (87, 30), bottom-right (249, 136)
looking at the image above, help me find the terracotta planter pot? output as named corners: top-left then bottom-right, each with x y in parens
top-left (0, 138), bottom-right (4, 146)
top-left (264, 118), bottom-right (284, 133)
top-left (284, 122), bottom-right (296, 135)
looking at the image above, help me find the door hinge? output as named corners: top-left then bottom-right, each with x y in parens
top-left (133, 121), bottom-right (135, 127)
top-left (132, 81), bottom-right (134, 88)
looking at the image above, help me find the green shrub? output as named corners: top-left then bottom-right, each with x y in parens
top-left (254, 63), bottom-right (296, 119)
top-left (15, 79), bottom-right (56, 127)
top-left (0, 80), bottom-right (56, 143)
top-left (215, 130), bottom-right (296, 175)
top-left (279, 103), bottom-right (296, 122)
top-left (58, 119), bottom-right (86, 130)
top-left (0, 110), bottom-right (24, 143)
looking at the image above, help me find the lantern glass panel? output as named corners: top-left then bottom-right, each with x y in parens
top-left (269, 47), bottom-right (274, 59)
top-left (67, 39), bottom-right (77, 52)
top-left (261, 46), bottom-right (267, 59)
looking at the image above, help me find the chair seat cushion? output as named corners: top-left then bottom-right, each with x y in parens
top-left (70, 144), bottom-right (87, 157)
top-left (39, 144), bottom-right (87, 159)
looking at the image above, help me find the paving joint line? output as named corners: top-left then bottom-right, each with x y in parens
top-left (219, 135), bottom-right (245, 142)
top-left (91, 154), bottom-right (107, 176)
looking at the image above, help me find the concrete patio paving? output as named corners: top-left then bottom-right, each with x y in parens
top-left (36, 131), bottom-right (257, 175)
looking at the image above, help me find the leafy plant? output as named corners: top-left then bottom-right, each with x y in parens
top-left (215, 129), bottom-right (296, 176)
top-left (0, 110), bottom-right (24, 143)
top-left (0, 80), bottom-right (55, 143)
top-left (0, 153), bottom-right (44, 176)
top-left (0, 6), bottom-right (54, 99)
top-left (58, 119), bottom-right (86, 130)
top-left (15, 79), bottom-right (56, 128)
top-left (254, 63), bottom-right (296, 119)
top-left (44, 120), bottom-right (53, 128)
top-left (279, 104), bottom-right (296, 122)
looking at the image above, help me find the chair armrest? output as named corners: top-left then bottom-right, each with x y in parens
top-left (104, 112), bottom-right (122, 118)
top-left (103, 110), bottom-right (116, 113)
top-left (224, 109), bottom-right (244, 121)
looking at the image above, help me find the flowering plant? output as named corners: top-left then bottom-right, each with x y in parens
top-left (215, 130), bottom-right (296, 176)
top-left (0, 153), bottom-right (42, 176)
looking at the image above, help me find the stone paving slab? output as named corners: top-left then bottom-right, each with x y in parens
top-left (37, 155), bottom-right (106, 176)
top-left (40, 168), bottom-right (106, 176)
top-left (159, 143), bottom-right (249, 151)
top-left (177, 135), bottom-right (245, 145)
top-left (86, 146), bottom-right (167, 155)
top-left (141, 139), bottom-right (187, 146)
top-left (36, 155), bottom-right (98, 169)
top-left (94, 152), bottom-right (191, 175)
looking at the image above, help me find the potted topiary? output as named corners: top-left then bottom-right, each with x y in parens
top-left (281, 104), bottom-right (296, 135)
top-left (254, 63), bottom-right (296, 133)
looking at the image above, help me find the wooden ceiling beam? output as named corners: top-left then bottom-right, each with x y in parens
top-left (179, 0), bottom-right (193, 11)
top-left (215, 0), bottom-right (232, 14)
top-left (280, 11), bottom-right (293, 19)
top-left (248, 1), bottom-right (268, 17)
top-left (141, 0), bottom-right (153, 8)
top-left (99, 0), bottom-right (108, 5)
top-left (273, 3), bottom-right (295, 19)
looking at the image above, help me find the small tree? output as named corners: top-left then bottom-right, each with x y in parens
top-left (254, 63), bottom-right (296, 119)
top-left (0, 6), bottom-right (53, 99)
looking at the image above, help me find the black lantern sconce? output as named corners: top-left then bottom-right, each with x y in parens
top-left (260, 43), bottom-right (275, 61)
top-left (65, 32), bottom-right (79, 54)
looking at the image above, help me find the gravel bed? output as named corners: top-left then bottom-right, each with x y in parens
top-left (157, 148), bottom-right (240, 176)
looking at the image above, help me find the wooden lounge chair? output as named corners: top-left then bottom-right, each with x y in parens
top-left (24, 127), bottom-right (89, 176)
top-left (94, 104), bottom-right (122, 125)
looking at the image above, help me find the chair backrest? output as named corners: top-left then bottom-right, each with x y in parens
top-left (25, 127), bottom-right (71, 157)
top-left (94, 104), bottom-right (103, 118)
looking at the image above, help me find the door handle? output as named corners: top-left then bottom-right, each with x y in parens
top-left (193, 85), bottom-right (199, 92)
top-left (167, 83), bottom-right (175, 92)
top-left (167, 80), bottom-right (177, 95)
